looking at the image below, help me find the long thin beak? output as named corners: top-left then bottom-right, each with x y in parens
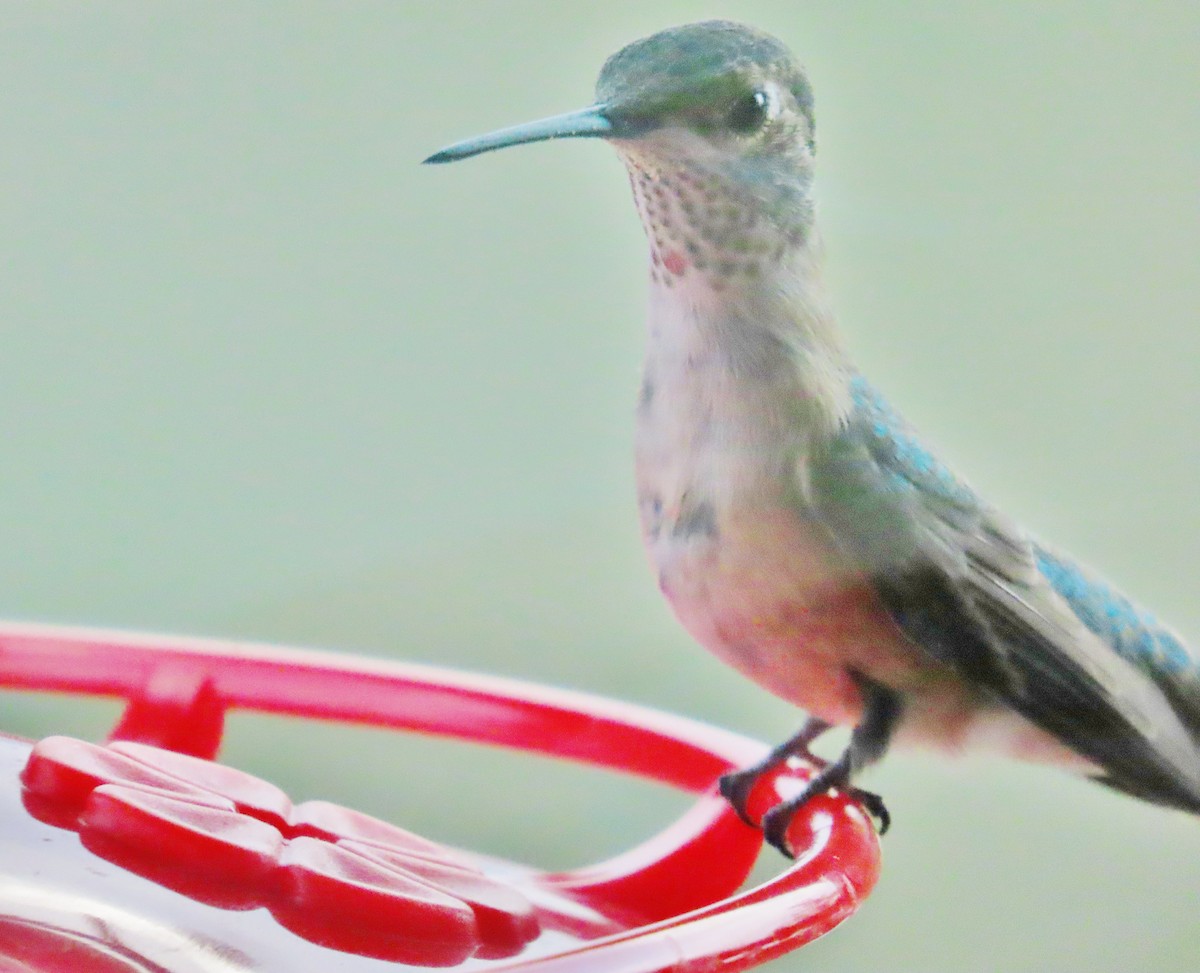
top-left (423, 105), bottom-right (616, 164)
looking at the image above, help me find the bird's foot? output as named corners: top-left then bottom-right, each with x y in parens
top-left (761, 778), bottom-right (890, 858)
top-left (718, 717), bottom-right (833, 828)
top-left (754, 683), bottom-right (898, 857)
top-left (718, 747), bottom-right (828, 828)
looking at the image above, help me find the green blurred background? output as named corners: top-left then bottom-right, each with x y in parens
top-left (1, 2), bottom-right (1197, 970)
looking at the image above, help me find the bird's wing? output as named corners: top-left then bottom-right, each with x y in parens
top-left (805, 377), bottom-right (1200, 810)
top-left (1034, 544), bottom-right (1200, 740)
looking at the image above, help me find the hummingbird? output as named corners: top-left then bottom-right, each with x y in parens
top-left (425, 20), bottom-right (1200, 857)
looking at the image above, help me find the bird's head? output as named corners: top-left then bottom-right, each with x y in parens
top-left (426, 21), bottom-right (819, 283)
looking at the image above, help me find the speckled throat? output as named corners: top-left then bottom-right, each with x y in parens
top-left (616, 138), bottom-right (814, 289)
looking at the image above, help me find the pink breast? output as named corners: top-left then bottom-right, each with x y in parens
top-left (652, 504), bottom-right (930, 726)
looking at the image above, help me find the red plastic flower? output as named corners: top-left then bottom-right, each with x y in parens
top-left (21, 736), bottom-right (539, 965)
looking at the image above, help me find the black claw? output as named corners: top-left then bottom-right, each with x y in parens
top-left (718, 768), bottom-right (759, 827)
top-left (721, 764), bottom-right (894, 856)
top-left (761, 777), bottom-right (826, 859)
top-left (757, 783), bottom-right (892, 859)
top-left (850, 787), bottom-right (891, 834)
top-left (725, 684), bottom-right (900, 858)
top-left (716, 717), bottom-right (835, 834)
top-left (761, 800), bottom-right (799, 859)
top-left (716, 717), bottom-right (834, 832)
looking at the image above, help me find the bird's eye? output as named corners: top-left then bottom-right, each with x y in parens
top-left (727, 87), bottom-right (774, 134)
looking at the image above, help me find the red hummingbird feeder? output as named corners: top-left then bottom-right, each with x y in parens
top-left (0, 622), bottom-right (880, 971)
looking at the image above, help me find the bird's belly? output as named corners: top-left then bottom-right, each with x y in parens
top-left (643, 501), bottom-right (1094, 768)
top-left (641, 495), bottom-right (929, 725)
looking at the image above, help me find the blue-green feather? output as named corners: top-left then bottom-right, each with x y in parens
top-left (846, 374), bottom-right (1199, 685)
top-left (1033, 548), bottom-right (1195, 678)
top-left (849, 375), bottom-right (978, 513)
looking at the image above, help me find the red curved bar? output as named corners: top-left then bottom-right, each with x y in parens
top-left (0, 621), bottom-right (880, 972)
top-left (0, 622), bottom-right (760, 788)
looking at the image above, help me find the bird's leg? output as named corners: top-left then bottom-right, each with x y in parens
top-left (718, 716), bottom-right (832, 826)
top-left (761, 678), bottom-right (903, 858)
